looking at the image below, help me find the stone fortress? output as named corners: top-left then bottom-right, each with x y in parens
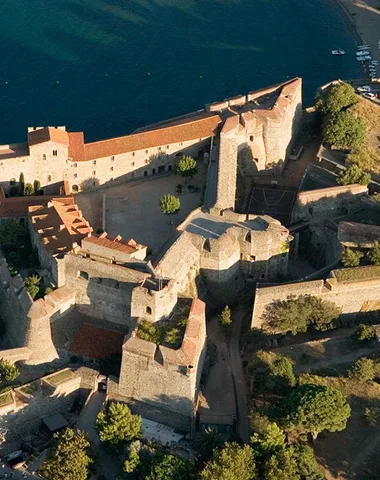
top-left (7, 76), bottom-right (366, 442)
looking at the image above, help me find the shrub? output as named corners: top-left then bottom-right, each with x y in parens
top-left (219, 305), bottom-right (232, 329)
top-left (323, 111), bottom-right (366, 150)
top-left (364, 407), bottom-right (378, 426)
top-left (249, 351), bottom-right (296, 394)
top-left (367, 241), bottom-right (380, 266)
top-left (0, 359), bottom-right (20, 383)
top-left (357, 324), bottom-right (375, 342)
top-left (316, 82), bottom-right (358, 115)
top-left (348, 357), bottom-right (375, 382)
top-left (341, 248), bottom-right (363, 267)
top-left (348, 148), bottom-right (374, 170)
top-left (25, 274), bottom-right (41, 299)
top-left (337, 164), bottom-right (371, 186)
top-left (24, 183), bottom-right (34, 196)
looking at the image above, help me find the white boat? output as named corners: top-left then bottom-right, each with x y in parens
top-left (357, 51), bottom-right (370, 56)
top-left (358, 44), bottom-right (370, 49)
top-left (332, 49), bottom-right (345, 55)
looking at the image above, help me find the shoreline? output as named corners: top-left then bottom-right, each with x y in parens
top-left (330, 0), bottom-right (380, 78)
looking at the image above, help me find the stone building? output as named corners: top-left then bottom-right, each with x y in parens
top-left (117, 298), bottom-right (207, 430)
top-left (0, 78), bottom-right (302, 200)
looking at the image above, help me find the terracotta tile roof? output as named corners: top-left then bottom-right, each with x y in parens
top-left (84, 115), bottom-right (221, 161)
top-left (83, 233), bottom-right (146, 255)
top-left (28, 198), bottom-right (91, 255)
top-left (70, 324), bottom-right (124, 360)
top-left (28, 127), bottom-right (69, 147)
top-left (68, 132), bottom-right (85, 162)
top-left (0, 195), bottom-right (73, 219)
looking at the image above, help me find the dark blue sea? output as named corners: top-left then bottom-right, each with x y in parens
top-left (0, 0), bottom-right (360, 143)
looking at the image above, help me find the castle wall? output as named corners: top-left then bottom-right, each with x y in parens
top-left (252, 274), bottom-right (380, 329)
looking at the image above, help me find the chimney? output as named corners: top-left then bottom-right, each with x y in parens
top-left (99, 232), bottom-right (107, 239)
top-left (115, 235), bottom-right (122, 242)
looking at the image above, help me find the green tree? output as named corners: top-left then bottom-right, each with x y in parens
top-left (219, 305), bottom-right (232, 328)
top-left (322, 111), bottom-right (365, 149)
top-left (348, 148), bottom-right (374, 170)
top-left (176, 155), bottom-right (198, 180)
top-left (95, 402), bottom-right (141, 446)
top-left (316, 82), bottom-right (358, 115)
top-left (263, 447), bottom-right (300, 480)
top-left (146, 454), bottom-right (198, 480)
top-left (357, 324), bottom-right (375, 342)
top-left (201, 442), bottom-right (256, 480)
top-left (340, 248), bottom-right (364, 267)
top-left (25, 274), bottom-right (40, 299)
top-left (159, 194), bottom-right (180, 224)
top-left (0, 359), bottom-right (20, 384)
top-left (368, 241), bottom-right (380, 266)
top-left (24, 183), bottom-right (35, 196)
top-left (40, 428), bottom-right (93, 480)
top-left (364, 408), bottom-right (378, 427)
top-left (293, 443), bottom-right (324, 480)
top-left (249, 352), bottom-right (295, 394)
top-left (123, 449), bottom-right (140, 474)
top-left (337, 164), bottom-right (371, 186)
top-left (34, 179), bottom-right (41, 193)
top-left (19, 172), bottom-right (25, 195)
top-left (263, 295), bottom-right (341, 335)
top-left (283, 384), bottom-right (351, 439)
top-left (348, 357), bottom-right (375, 382)
top-left (251, 422), bottom-right (286, 458)
top-left (194, 428), bottom-right (223, 465)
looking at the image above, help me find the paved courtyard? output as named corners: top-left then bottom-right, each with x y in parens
top-left (247, 186), bottom-right (296, 226)
top-left (77, 170), bottom-right (206, 257)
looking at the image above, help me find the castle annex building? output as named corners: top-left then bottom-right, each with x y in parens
top-left (0, 78), bottom-right (302, 202)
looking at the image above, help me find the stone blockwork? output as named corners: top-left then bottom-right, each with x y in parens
top-left (252, 266), bottom-right (380, 329)
top-left (292, 184), bottom-right (368, 223)
top-left (118, 299), bottom-right (207, 429)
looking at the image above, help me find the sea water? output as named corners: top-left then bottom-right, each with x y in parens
top-left (0, 0), bottom-right (360, 143)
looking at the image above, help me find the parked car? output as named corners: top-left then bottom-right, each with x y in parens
top-left (357, 85), bottom-right (371, 93)
top-left (362, 92), bottom-right (377, 100)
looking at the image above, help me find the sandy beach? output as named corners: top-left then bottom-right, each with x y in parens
top-left (335, 0), bottom-right (380, 73)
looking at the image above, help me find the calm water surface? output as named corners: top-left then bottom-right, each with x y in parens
top-left (0, 0), bottom-right (360, 143)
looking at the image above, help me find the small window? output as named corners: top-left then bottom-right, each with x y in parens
top-left (132, 152), bottom-right (135, 157)
top-left (110, 166), bottom-right (114, 172)
top-left (145, 149), bottom-right (149, 154)
top-left (73, 163), bottom-right (77, 168)
top-left (168, 165), bottom-right (172, 171)
top-left (47, 175), bottom-right (52, 182)
top-left (93, 160), bottom-right (97, 165)
top-left (131, 172), bottom-right (135, 177)
top-left (111, 156), bottom-right (115, 162)
top-left (93, 170), bottom-right (96, 176)
top-left (73, 173), bottom-right (77, 179)
top-left (145, 159), bottom-right (149, 164)
top-left (250, 135), bottom-right (254, 141)
top-left (309, 207), bottom-right (313, 216)
top-left (143, 171), bottom-right (148, 177)
top-left (132, 162), bottom-right (135, 167)
top-left (78, 271), bottom-right (89, 280)
top-left (53, 150), bottom-right (58, 156)
top-left (250, 255), bottom-right (256, 261)
top-left (166, 145), bottom-right (170, 149)
top-left (42, 154), bottom-right (47, 160)
top-left (145, 306), bottom-right (152, 315)
top-left (180, 142), bottom-right (183, 146)
top-left (158, 147), bottom-right (161, 151)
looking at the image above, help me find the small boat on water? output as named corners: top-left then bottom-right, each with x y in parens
top-left (332, 49), bottom-right (345, 55)
top-left (357, 56), bottom-right (371, 61)
top-left (357, 50), bottom-right (370, 56)
top-left (358, 44), bottom-right (370, 49)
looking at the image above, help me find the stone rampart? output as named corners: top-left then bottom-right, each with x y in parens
top-left (252, 268), bottom-right (380, 328)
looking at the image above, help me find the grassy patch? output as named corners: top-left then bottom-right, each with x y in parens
top-left (0, 391), bottom-right (13, 407)
top-left (19, 381), bottom-right (39, 396)
top-left (45, 369), bottom-right (74, 386)
top-left (332, 265), bottom-right (380, 282)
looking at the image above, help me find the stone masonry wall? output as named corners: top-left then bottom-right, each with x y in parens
top-left (252, 274), bottom-right (380, 328)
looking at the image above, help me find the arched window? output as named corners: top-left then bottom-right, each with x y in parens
top-left (145, 306), bottom-right (152, 315)
top-left (42, 154), bottom-right (46, 160)
top-left (72, 184), bottom-right (79, 192)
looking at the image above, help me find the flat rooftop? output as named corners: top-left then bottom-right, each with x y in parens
top-left (181, 211), bottom-right (268, 239)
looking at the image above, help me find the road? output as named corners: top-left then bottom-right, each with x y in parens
top-left (229, 308), bottom-right (249, 443)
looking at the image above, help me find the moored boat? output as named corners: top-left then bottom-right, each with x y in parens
top-left (332, 49), bottom-right (345, 55)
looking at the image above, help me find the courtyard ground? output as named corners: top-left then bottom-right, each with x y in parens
top-left (76, 168), bottom-right (206, 257)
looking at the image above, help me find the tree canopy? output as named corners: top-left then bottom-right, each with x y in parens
top-left (159, 194), bottom-right (180, 223)
top-left (337, 164), bottom-right (371, 186)
top-left (176, 155), bottom-right (198, 179)
top-left (357, 323), bottom-right (375, 342)
top-left (340, 248), bottom-right (363, 267)
top-left (194, 428), bottom-right (223, 465)
top-left (368, 241), bottom-right (380, 266)
top-left (250, 352), bottom-right (296, 394)
top-left (95, 402), bottom-right (141, 446)
top-left (25, 274), bottom-right (41, 299)
top-left (0, 359), bottom-right (20, 384)
top-left (316, 82), bottom-right (358, 115)
top-left (263, 295), bottom-right (341, 335)
top-left (322, 111), bottom-right (365, 150)
top-left (220, 305), bottom-right (232, 328)
top-left (283, 383), bottom-right (351, 437)
top-left (348, 357), bottom-right (375, 382)
top-left (201, 442), bottom-right (256, 480)
top-left (40, 428), bottom-right (93, 480)
top-left (145, 454), bottom-right (198, 480)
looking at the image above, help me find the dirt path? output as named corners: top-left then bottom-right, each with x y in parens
top-left (351, 429), bottom-right (380, 475)
top-left (229, 308), bottom-right (250, 443)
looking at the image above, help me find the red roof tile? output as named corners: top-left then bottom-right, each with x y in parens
top-left (68, 132), bottom-right (85, 162)
top-left (0, 195), bottom-right (73, 219)
top-left (28, 127), bottom-right (69, 146)
top-left (83, 233), bottom-right (145, 255)
top-left (70, 324), bottom-right (124, 360)
top-left (84, 115), bottom-right (221, 161)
